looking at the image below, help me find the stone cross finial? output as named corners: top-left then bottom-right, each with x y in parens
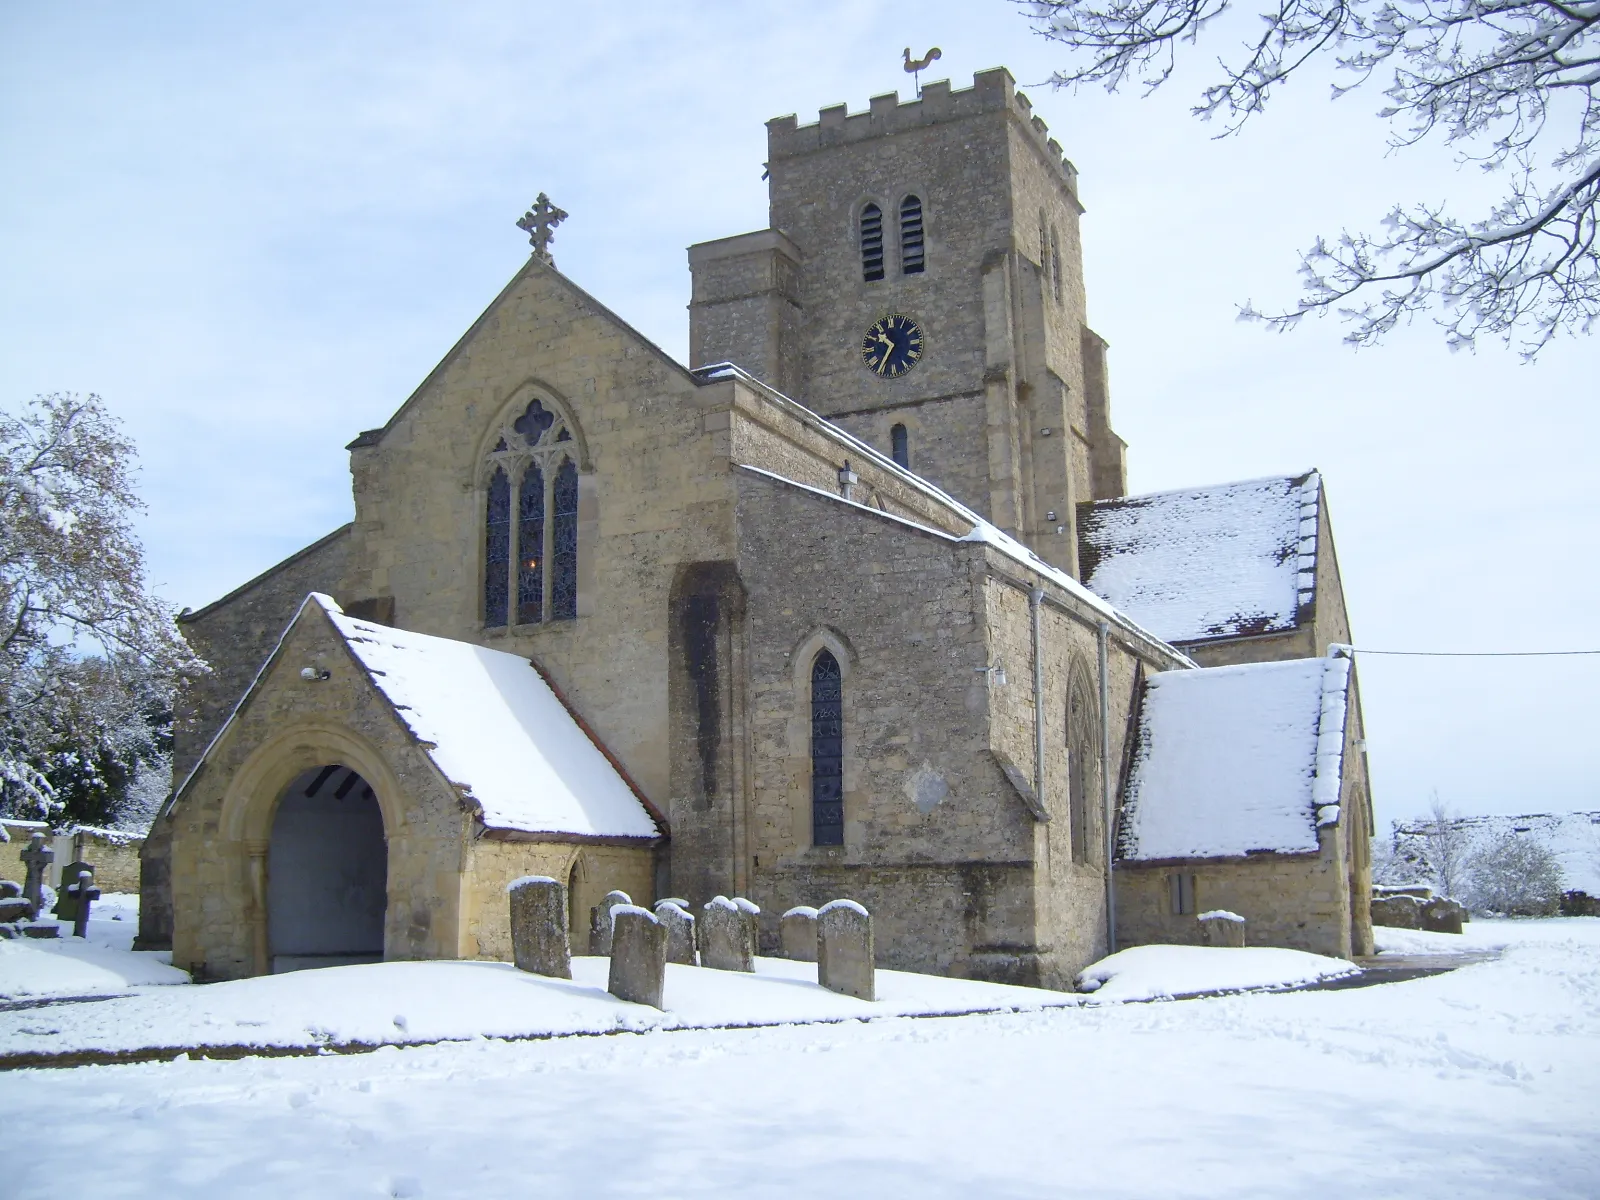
top-left (516, 192), bottom-right (568, 264)
top-left (21, 833), bottom-right (53, 919)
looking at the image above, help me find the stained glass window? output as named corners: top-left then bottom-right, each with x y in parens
top-left (550, 458), bottom-right (579, 621)
top-left (517, 463), bottom-right (545, 625)
top-left (513, 399), bottom-right (556, 446)
top-left (860, 203), bottom-right (884, 282)
top-left (900, 195), bottom-right (925, 275)
top-left (484, 468), bottom-right (510, 627)
top-left (891, 423), bottom-right (909, 469)
top-left (811, 650), bottom-right (844, 846)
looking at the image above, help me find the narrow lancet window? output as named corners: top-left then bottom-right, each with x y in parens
top-left (517, 463), bottom-right (545, 625)
top-left (900, 195), bottom-right (925, 275)
top-left (810, 650), bottom-right (844, 846)
top-left (1050, 227), bottom-right (1063, 304)
top-left (550, 458), bottom-right (579, 621)
top-left (891, 423), bottom-right (909, 469)
top-left (484, 468), bottom-right (510, 627)
top-left (860, 203), bottom-right (885, 282)
top-left (1068, 673), bottom-right (1097, 864)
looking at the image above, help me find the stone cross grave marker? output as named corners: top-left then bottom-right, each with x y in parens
top-left (68, 869), bottom-right (101, 940)
top-left (607, 905), bottom-right (667, 1010)
top-left (589, 889), bottom-right (633, 956)
top-left (1197, 910), bottom-right (1246, 947)
top-left (818, 899), bottom-right (875, 1001)
top-left (52, 860), bottom-right (95, 924)
top-left (507, 876), bottom-right (571, 978)
top-left (653, 900), bottom-right (697, 965)
top-left (780, 906), bottom-right (819, 961)
top-left (700, 896), bottom-right (754, 972)
top-left (21, 833), bottom-right (53, 918)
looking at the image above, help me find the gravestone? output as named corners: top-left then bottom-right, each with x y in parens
top-left (700, 896), bottom-right (754, 972)
top-left (51, 861), bottom-right (94, 924)
top-left (0, 881), bottom-right (19, 898)
top-left (1420, 896), bottom-right (1466, 935)
top-left (1197, 910), bottom-right (1246, 947)
top-left (607, 905), bottom-right (667, 1009)
top-left (68, 869), bottom-right (101, 939)
top-left (734, 897), bottom-right (761, 956)
top-left (654, 900), bottom-right (696, 965)
top-left (589, 889), bottom-right (633, 956)
top-left (1370, 894), bottom-right (1422, 930)
top-left (21, 833), bottom-right (53, 918)
top-left (780, 906), bottom-right (819, 961)
top-left (507, 876), bottom-right (571, 978)
top-left (818, 899), bottom-right (874, 1000)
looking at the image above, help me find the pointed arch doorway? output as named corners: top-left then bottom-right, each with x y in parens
top-left (267, 764), bottom-right (388, 973)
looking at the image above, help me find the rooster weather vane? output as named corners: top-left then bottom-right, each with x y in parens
top-left (903, 46), bottom-right (942, 95)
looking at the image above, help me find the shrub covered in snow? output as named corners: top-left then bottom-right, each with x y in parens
top-left (1463, 833), bottom-right (1564, 917)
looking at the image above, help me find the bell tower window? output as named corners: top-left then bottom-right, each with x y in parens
top-left (890, 423), bottom-right (909, 469)
top-left (860, 203), bottom-right (885, 282)
top-left (899, 195), bottom-right (924, 275)
top-left (482, 396), bottom-right (584, 628)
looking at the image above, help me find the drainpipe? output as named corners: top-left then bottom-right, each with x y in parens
top-left (1097, 620), bottom-right (1115, 956)
top-left (1030, 588), bottom-right (1046, 814)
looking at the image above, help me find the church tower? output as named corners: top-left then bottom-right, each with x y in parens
top-left (689, 67), bottom-right (1126, 574)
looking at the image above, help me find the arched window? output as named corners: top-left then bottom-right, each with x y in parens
top-left (1067, 668), bottom-right (1099, 864)
top-left (899, 195), bottom-right (925, 275)
top-left (890, 423), bottom-right (909, 469)
top-left (483, 396), bottom-right (582, 627)
top-left (1050, 227), bottom-right (1063, 304)
top-left (810, 650), bottom-right (844, 845)
top-left (860, 203), bottom-right (885, 282)
top-left (484, 468), bottom-right (511, 627)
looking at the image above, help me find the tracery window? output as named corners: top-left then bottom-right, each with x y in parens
top-left (810, 650), bottom-right (844, 845)
top-left (860, 203), bottom-right (885, 282)
top-left (890, 423), bottom-right (909, 469)
top-left (899, 195), bottom-right (925, 275)
top-left (483, 397), bottom-right (581, 627)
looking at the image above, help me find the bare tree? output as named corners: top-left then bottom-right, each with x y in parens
top-left (1417, 791), bottom-right (1472, 898)
top-left (1023, 0), bottom-right (1600, 357)
top-left (1, 393), bottom-right (203, 819)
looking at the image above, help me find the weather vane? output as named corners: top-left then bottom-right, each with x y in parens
top-left (903, 46), bottom-right (942, 96)
top-left (516, 192), bottom-right (568, 265)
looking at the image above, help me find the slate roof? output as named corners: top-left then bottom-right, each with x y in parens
top-left (1117, 655), bottom-right (1351, 863)
top-left (1078, 472), bottom-right (1320, 645)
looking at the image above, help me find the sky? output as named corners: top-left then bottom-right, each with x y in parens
top-left (2, 1), bottom-right (1595, 832)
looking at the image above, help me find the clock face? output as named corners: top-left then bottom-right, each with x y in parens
top-left (860, 314), bottom-right (924, 378)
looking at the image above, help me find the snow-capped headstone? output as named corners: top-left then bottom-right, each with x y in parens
top-left (1420, 896), bottom-right (1465, 935)
top-left (734, 896), bottom-right (761, 955)
top-left (507, 876), bottom-right (571, 978)
top-left (653, 900), bottom-right (696, 965)
top-left (51, 860), bottom-right (95, 924)
top-left (780, 906), bottom-right (818, 961)
top-left (1370, 893), bottom-right (1423, 929)
top-left (700, 896), bottom-right (753, 972)
top-left (589, 889), bottom-right (633, 956)
top-left (607, 905), bottom-right (667, 1009)
top-left (818, 899), bottom-right (874, 1000)
top-left (1197, 910), bottom-right (1246, 948)
top-left (21, 833), bottom-right (53, 918)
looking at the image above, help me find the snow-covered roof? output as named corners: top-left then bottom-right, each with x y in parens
top-left (1119, 654), bottom-right (1350, 862)
top-left (311, 597), bottom-right (661, 839)
top-left (1079, 473), bottom-right (1320, 645)
top-left (1392, 812), bottom-right (1600, 897)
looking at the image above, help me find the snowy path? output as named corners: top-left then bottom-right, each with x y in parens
top-left (2, 918), bottom-right (1595, 1198)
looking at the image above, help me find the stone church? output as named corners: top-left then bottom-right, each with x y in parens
top-left (140, 68), bottom-right (1374, 988)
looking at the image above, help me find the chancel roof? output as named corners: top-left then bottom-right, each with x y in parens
top-left (1118, 655), bottom-right (1350, 863)
top-left (1078, 472), bottom-right (1320, 645)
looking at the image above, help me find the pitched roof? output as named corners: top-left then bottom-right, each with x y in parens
top-left (1078, 472), bottom-right (1320, 645)
top-left (315, 597), bottom-right (661, 839)
top-left (1118, 654), bottom-right (1350, 862)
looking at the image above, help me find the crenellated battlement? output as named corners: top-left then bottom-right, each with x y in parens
top-left (766, 67), bottom-right (1078, 194)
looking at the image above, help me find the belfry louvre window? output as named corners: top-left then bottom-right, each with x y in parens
top-left (860, 203), bottom-right (885, 282)
top-left (891, 423), bottom-right (909, 468)
top-left (899, 195), bottom-right (925, 275)
top-left (811, 650), bottom-right (844, 845)
top-left (483, 397), bottom-right (581, 627)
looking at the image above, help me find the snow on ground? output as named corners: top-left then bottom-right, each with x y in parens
top-left (2, 918), bottom-right (1594, 1198)
top-left (1076, 944), bottom-right (1357, 1000)
top-left (0, 895), bottom-right (188, 999)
